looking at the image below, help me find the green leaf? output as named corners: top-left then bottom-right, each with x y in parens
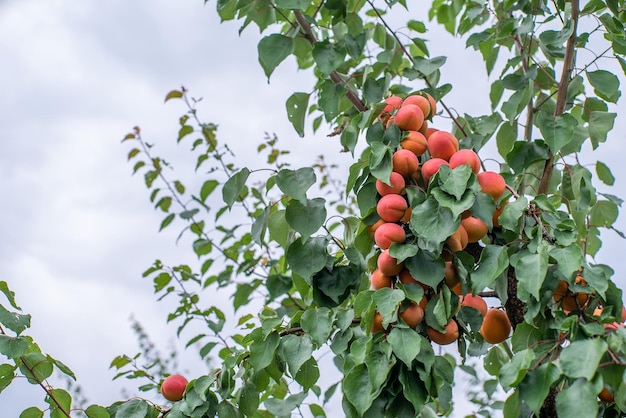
top-left (366, 350), bottom-right (395, 392)
top-left (588, 111), bottom-right (617, 149)
top-left (558, 339), bottom-right (607, 380)
top-left (0, 282), bottom-right (20, 310)
top-left (286, 236), bottom-right (328, 279)
top-left (312, 40), bottom-right (346, 75)
top-left (405, 250), bottom-right (445, 289)
top-left (596, 161), bottom-right (615, 186)
top-left (199, 180), bottom-right (219, 202)
top-left (409, 197), bottom-right (459, 248)
top-left (276, 168), bottom-right (316, 204)
top-left (238, 382), bottom-right (259, 417)
top-left (275, 0), bottom-right (309, 9)
top-left (388, 328), bottom-right (422, 365)
top-left (249, 331), bottom-right (280, 372)
top-left (373, 288), bottom-right (405, 328)
top-left (285, 197), bottom-right (327, 238)
top-left (159, 213), bottom-right (175, 231)
top-left (369, 142), bottom-right (393, 183)
top-left (471, 245), bottom-right (509, 292)
top-left (496, 122), bottom-right (516, 158)
top-left (0, 304), bottom-right (30, 336)
top-left (280, 334), bottom-right (314, 376)
top-left (19, 353), bottom-right (53, 384)
top-left (46, 388), bottom-right (72, 417)
top-left (438, 164), bottom-right (473, 200)
top-left (499, 349), bottom-right (535, 389)
top-left (19, 408), bottom-right (43, 418)
top-left (222, 168), bottom-right (250, 208)
top-left (343, 364), bottom-right (373, 415)
top-left (498, 196), bottom-right (528, 232)
top-left (286, 92), bottom-right (310, 137)
top-left (535, 111), bottom-right (578, 154)
top-left (555, 378), bottom-right (599, 418)
top-left (590, 200), bottom-right (619, 227)
top-left (412, 56), bottom-right (446, 77)
top-left (295, 357), bottom-right (320, 390)
top-left (113, 399), bottom-right (149, 418)
top-left (587, 69), bottom-right (621, 103)
top-left (265, 392), bottom-right (307, 416)
top-left (518, 362), bottom-right (562, 415)
top-left (301, 308), bottom-right (334, 346)
top-left (217, 400), bottom-right (241, 418)
top-left (312, 266), bottom-right (361, 308)
top-left (164, 90), bottom-right (183, 102)
top-left (258, 34), bottom-right (294, 80)
top-left (510, 245), bottom-right (548, 300)
top-left (549, 245), bottom-right (583, 281)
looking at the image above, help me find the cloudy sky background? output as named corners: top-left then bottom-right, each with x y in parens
top-left (0, 0), bottom-right (624, 416)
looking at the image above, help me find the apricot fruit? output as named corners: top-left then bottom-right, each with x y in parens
top-left (392, 149), bottom-right (420, 177)
top-left (427, 319), bottom-right (460, 345)
top-left (161, 374), bottom-right (188, 402)
top-left (480, 308), bottom-right (511, 344)
top-left (367, 218), bottom-right (386, 238)
top-left (399, 302), bottom-right (425, 328)
top-left (599, 387), bottom-right (614, 403)
top-left (374, 222), bottom-right (406, 250)
top-left (420, 158), bottom-right (449, 186)
top-left (393, 104), bottom-right (425, 131)
top-left (461, 294), bottom-right (488, 317)
top-left (402, 94), bottom-right (432, 119)
top-left (370, 269), bottom-right (395, 290)
top-left (371, 311), bottom-right (387, 334)
top-left (461, 216), bottom-right (488, 243)
top-left (444, 261), bottom-right (460, 288)
top-left (400, 131), bottom-right (428, 157)
top-left (377, 249), bottom-right (404, 276)
top-left (425, 127), bottom-right (439, 138)
top-left (477, 171), bottom-right (507, 201)
top-left (553, 276), bottom-right (589, 311)
top-left (446, 225), bottom-right (468, 252)
top-left (492, 201), bottom-right (507, 228)
top-left (427, 130), bottom-right (459, 161)
top-left (379, 95), bottom-right (402, 123)
top-left (376, 172), bottom-right (406, 196)
top-left (376, 194), bottom-right (408, 222)
top-left (449, 149), bottom-right (481, 174)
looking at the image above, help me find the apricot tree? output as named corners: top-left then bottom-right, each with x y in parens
top-left (1, 0), bottom-right (626, 417)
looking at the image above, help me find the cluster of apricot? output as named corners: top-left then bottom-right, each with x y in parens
top-left (367, 92), bottom-right (512, 346)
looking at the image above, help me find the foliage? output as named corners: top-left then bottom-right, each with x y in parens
top-left (1, 0), bottom-right (626, 417)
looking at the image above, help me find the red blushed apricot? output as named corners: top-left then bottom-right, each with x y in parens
top-left (370, 269), bottom-right (395, 290)
top-left (423, 92), bottom-right (437, 117)
top-left (477, 171), bottom-right (507, 201)
top-left (427, 131), bottom-right (459, 161)
top-left (449, 149), bottom-right (481, 174)
top-left (374, 222), bottom-right (406, 250)
top-left (446, 225), bottom-right (468, 252)
top-left (393, 104), bottom-right (425, 131)
top-left (399, 302), bottom-right (425, 328)
top-left (399, 268), bottom-right (429, 290)
top-left (377, 194), bottom-right (408, 222)
top-left (461, 294), bottom-right (488, 317)
top-left (420, 158), bottom-right (449, 186)
top-left (402, 95), bottom-right (432, 119)
top-left (621, 306), bottom-right (626, 323)
top-left (461, 216), bottom-right (488, 243)
top-left (379, 95), bottom-right (403, 123)
top-left (367, 218), bottom-right (386, 239)
top-left (377, 249), bottom-right (404, 276)
top-left (392, 149), bottom-right (419, 177)
top-left (427, 319), bottom-right (459, 345)
top-left (401, 206), bottom-right (412, 223)
top-left (425, 127), bottom-right (439, 139)
top-left (376, 172), bottom-right (406, 196)
top-left (400, 131), bottom-right (428, 157)
top-left (418, 120), bottom-right (429, 137)
top-left (480, 308), bottom-right (511, 344)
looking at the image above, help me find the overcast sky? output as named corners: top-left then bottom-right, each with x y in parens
top-left (0, 1), bottom-right (625, 416)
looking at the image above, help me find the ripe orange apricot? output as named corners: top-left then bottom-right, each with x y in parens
top-left (393, 104), bottom-right (425, 131)
top-left (477, 171), bottom-right (507, 201)
top-left (553, 276), bottom-right (589, 311)
top-left (461, 294), bottom-right (488, 317)
top-left (399, 302), bottom-right (425, 328)
top-left (400, 131), bottom-right (428, 157)
top-left (480, 308), bottom-right (511, 344)
top-left (444, 261), bottom-right (460, 288)
top-left (418, 120), bottom-right (429, 136)
top-left (451, 282), bottom-right (463, 295)
top-left (379, 95), bottom-right (403, 123)
top-left (392, 149), bottom-right (420, 177)
top-left (420, 158), bottom-right (449, 186)
top-left (376, 172), bottom-right (406, 196)
top-left (425, 127), bottom-right (439, 138)
top-left (599, 387), bottom-right (615, 403)
top-left (446, 225), bottom-right (468, 252)
top-left (370, 269), bottom-right (395, 290)
top-left (461, 216), bottom-right (488, 243)
top-left (374, 222), bottom-right (406, 250)
top-left (376, 194), bottom-right (408, 222)
top-left (401, 206), bottom-right (412, 223)
top-left (377, 249), bottom-right (404, 276)
top-left (427, 319), bottom-right (459, 345)
top-left (371, 310), bottom-right (388, 334)
top-left (449, 149), bottom-right (481, 174)
top-left (402, 94), bottom-right (432, 119)
top-left (367, 218), bottom-right (386, 238)
top-left (427, 130), bottom-right (459, 161)
top-left (492, 200), bottom-right (507, 227)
